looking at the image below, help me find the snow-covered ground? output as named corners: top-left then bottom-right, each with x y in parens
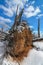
top-left (0, 41), bottom-right (8, 65)
top-left (33, 41), bottom-right (43, 50)
top-left (2, 48), bottom-right (43, 65)
top-left (1, 41), bottom-right (43, 65)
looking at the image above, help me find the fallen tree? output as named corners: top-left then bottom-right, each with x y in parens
top-left (5, 7), bottom-right (33, 62)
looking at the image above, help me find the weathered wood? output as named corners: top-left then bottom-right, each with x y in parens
top-left (32, 38), bottom-right (43, 42)
top-left (10, 7), bottom-right (24, 33)
top-left (38, 18), bottom-right (40, 38)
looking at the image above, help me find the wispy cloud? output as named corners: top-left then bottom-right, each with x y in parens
top-left (3, 0), bottom-right (28, 17)
top-left (0, 16), bottom-right (11, 31)
top-left (0, 16), bottom-right (11, 23)
top-left (31, 1), bottom-right (35, 4)
top-left (40, 31), bottom-right (43, 37)
top-left (33, 30), bottom-right (43, 37)
top-left (5, 0), bottom-right (28, 7)
top-left (24, 6), bottom-right (41, 18)
top-left (0, 0), bottom-right (35, 17)
top-left (0, 22), bottom-right (10, 32)
top-left (33, 30), bottom-right (38, 33)
top-left (29, 25), bottom-right (34, 29)
top-left (38, 14), bottom-right (43, 17)
top-left (0, 0), bottom-right (37, 18)
top-left (0, 5), bottom-right (14, 17)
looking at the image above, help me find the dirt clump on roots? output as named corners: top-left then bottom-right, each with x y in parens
top-left (6, 24), bottom-right (33, 62)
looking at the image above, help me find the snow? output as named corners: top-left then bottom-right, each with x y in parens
top-left (0, 41), bottom-right (43, 65)
top-left (17, 26), bottom-right (25, 32)
top-left (14, 25), bottom-right (25, 33)
top-left (3, 58), bottom-right (18, 65)
top-left (20, 49), bottom-right (43, 65)
top-left (33, 41), bottom-right (43, 50)
top-left (2, 48), bottom-right (43, 65)
top-left (14, 22), bottom-right (29, 33)
top-left (0, 41), bottom-right (8, 65)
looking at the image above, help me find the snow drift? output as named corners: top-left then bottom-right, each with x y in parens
top-left (2, 48), bottom-right (43, 65)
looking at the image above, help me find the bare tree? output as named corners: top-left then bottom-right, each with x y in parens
top-left (10, 5), bottom-right (24, 33)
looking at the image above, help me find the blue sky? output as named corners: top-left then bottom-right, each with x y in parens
top-left (0, 0), bottom-right (43, 34)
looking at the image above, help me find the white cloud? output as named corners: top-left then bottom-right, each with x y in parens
top-left (0, 22), bottom-right (10, 28)
top-left (0, 22), bottom-right (10, 32)
top-left (25, 6), bottom-right (34, 12)
top-left (33, 30), bottom-right (38, 34)
top-left (29, 25), bottom-right (33, 29)
top-left (31, 1), bottom-right (35, 4)
top-left (38, 14), bottom-right (43, 17)
top-left (2, 0), bottom-right (28, 17)
top-left (40, 31), bottom-right (43, 38)
top-left (33, 30), bottom-right (43, 38)
top-left (0, 16), bottom-right (11, 32)
top-left (0, 16), bottom-right (11, 23)
top-left (0, 0), bottom-right (37, 18)
top-left (0, 5), bottom-right (14, 17)
top-left (36, 13), bottom-right (43, 19)
top-left (24, 6), bottom-right (41, 18)
top-left (5, 0), bottom-right (28, 7)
